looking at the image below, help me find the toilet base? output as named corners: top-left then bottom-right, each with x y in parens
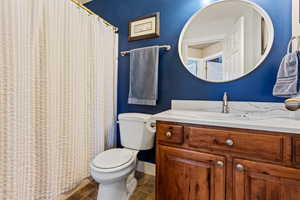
top-left (97, 174), bottom-right (137, 200)
top-left (127, 172), bottom-right (137, 196)
top-left (97, 178), bottom-right (128, 200)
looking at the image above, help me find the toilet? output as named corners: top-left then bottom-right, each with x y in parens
top-left (91, 113), bottom-right (156, 200)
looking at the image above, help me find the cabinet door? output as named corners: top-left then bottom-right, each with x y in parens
top-left (156, 145), bottom-right (226, 200)
top-left (233, 159), bottom-right (300, 200)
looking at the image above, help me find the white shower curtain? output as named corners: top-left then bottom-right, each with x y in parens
top-left (0, 0), bottom-right (118, 199)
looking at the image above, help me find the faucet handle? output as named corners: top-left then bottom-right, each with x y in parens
top-left (222, 92), bottom-right (229, 113)
top-left (223, 92), bottom-right (228, 101)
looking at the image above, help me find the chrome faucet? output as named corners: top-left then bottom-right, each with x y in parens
top-left (222, 92), bottom-right (229, 113)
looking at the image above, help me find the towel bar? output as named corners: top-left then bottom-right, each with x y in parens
top-left (120, 45), bottom-right (171, 56)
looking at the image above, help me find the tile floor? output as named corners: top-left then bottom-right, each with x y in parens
top-left (65, 172), bottom-right (155, 200)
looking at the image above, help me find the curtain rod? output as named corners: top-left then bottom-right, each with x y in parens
top-left (69, 0), bottom-right (118, 32)
top-left (120, 45), bottom-right (172, 56)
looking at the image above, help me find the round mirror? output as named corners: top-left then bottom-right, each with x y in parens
top-left (179, 0), bottom-right (274, 82)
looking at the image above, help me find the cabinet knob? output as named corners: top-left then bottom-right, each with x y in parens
top-left (216, 161), bottom-right (224, 167)
top-left (226, 139), bottom-right (234, 146)
top-left (236, 164), bottom-right (244, 171)
top-left (165, 131), bottom-right (172, 138)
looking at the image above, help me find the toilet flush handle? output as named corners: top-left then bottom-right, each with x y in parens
top-left (145, 121), bottom-right (156, 133)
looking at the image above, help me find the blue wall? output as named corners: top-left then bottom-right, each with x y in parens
top-left (86, 0), bottom-right (291, 163)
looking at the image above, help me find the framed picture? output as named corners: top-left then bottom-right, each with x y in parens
top-left (128, 13), bottom-right (160, 41)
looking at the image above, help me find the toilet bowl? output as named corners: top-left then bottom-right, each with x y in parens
top-left (91, 148), bottom-right (138, 200)
top-left (91, 113), bottom-right (156, 200)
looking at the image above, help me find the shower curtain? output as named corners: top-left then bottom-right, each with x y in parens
top-left (0, 0), bottom-right (118, 199)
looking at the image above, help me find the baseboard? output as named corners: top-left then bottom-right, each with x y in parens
top-left (136, 161), bottom-right (156, 176)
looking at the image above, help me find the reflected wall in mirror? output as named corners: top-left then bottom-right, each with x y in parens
top-left (179, 0), bottom-right (274, 82)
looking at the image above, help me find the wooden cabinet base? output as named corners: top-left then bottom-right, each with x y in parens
top-left (233, 159), bottom-right (300, 200)
top-left (156, 121), bottom-right (300, 200)
top-left (157, 145), bottom-right (225, 200)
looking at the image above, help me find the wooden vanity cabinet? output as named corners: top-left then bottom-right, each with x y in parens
top-left (156, 121), bottom-right (300, 200)
top-left (233, 159), bottom-right (300, 200)
top-left (157, 145), bottom-right (226, 200)
top-left (293, 137), bottom-right (300, 166)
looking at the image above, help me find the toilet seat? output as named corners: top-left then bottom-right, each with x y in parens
top-left (91, 149), bottom-right (136, 173)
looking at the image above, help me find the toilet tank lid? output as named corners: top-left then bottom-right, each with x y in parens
top-left (118, 113), bottom-right (152, 122)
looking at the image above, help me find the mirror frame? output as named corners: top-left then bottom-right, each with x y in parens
top-left (178, 0), bottom-right (274, 83)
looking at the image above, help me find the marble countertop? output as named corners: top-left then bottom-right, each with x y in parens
top-left (151, 101), bottom-right (300, 134)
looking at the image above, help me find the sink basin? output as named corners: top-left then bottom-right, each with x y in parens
top-left (165, 110), bottom-right (244, 120)
top-left (165, 110), bottom-right (287, 121)
top-left (152, 101), bottom-right (300, 134)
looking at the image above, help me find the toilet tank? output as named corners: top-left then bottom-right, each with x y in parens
top-left (118, 113), bottom-right (155, 150)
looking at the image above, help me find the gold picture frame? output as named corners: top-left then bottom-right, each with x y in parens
top-left (128, 13), bottom-right (160, 41)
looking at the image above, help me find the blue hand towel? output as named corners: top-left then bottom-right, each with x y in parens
top-left (128, 46), bottom-right (159, 106)
top-left (273, 51), bottom-right (299, 98)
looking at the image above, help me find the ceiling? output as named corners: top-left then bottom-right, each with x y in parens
top-left (190, 42), bottom-right (220, 49)
top-left (184, 1), bottom-right (261, 40)
top-left (77, 0), bottom-right (93, 4)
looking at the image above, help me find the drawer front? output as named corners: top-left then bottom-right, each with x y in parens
top-left (186, 127), bottom-right (284, 162)
top-left (293, 137), bottom-right (300, 165)
top-left (157, 123), bottom-right (184, 144)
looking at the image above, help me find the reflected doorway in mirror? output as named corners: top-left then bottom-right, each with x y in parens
top-left (178, 0), bottom-right (274, 83)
